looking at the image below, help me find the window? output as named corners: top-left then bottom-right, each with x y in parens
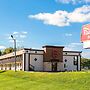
top-left (64, 64), bottom-right (66, 68)
top-left (20, 63), bottom-right (21, 66)
top-left (65, 59), bottom-right (67, 62)
top-left (34, 58), bottom-right (37, 61)
top-left (35, 51), bottom-right (37, 53)
top-left (65, 69), bottom-right (67, 71)
top-left (26, 50), bottom-right (28, 53)
top-left (74, 56), bottom-right (77, 60)
top-left (73, 56), bottom-right (78, 65)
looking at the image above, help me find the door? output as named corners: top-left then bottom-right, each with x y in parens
top-left (52, 62), bottom-right (57, 72)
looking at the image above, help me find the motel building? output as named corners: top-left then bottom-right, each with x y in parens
top-left (0, 45), bottom-right (81, 72)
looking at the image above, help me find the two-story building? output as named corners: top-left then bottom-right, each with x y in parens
top-left (0, 45), bottom-right (81, 71)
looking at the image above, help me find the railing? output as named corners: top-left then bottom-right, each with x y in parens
top-left (29, 64), bottom-right (35, 71)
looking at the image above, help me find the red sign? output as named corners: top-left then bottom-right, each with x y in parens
top-left (81, 24), bottom-right (90, 42)
top-left (52, 48), bottom-right (58, 59)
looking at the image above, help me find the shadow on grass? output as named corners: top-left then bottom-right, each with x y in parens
top-left (0, 70), bottom-right (6, 73)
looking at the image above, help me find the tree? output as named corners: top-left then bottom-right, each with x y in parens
top-left (0, 50), bottom-right (2, 56)
top-left (81, 58), bottom-right (90, 69)
top-left (2, 47), bottom-right (14, 54)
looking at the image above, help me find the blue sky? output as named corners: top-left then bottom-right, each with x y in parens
top-left (0, 0), bottom-right (90, 58)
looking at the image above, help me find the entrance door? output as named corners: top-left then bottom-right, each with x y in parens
top-left (52, 62), bottom-right (57, 72)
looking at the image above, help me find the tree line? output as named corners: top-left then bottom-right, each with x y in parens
top-left (0, 47), bottom-right (14, 56)
top-left (81, 58), bottom-right (90, 69)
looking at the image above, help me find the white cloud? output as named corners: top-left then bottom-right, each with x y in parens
top-left (64, 42), bottom-right (82, 51)
top-left (8, 31), bottom-right (28, 47)
top-left (65, 33), bottom-right (72, 36)
top-left (68, 5), bottom-right (90, 23)
top-left (71, 43), bottom-right (82, 46)
top-left (63, 46), bottom-right (73, 51)
top-left (85, 0), bottom-right (90, 3)
top-left (8, 31), bottom-right (28, 39)
top-left (82, 51), bottom-right (90, 58)
top-left (9, 39), bottom-right (24, 43)
top-left (55, 0), bottom-right (90, 4)
top-left (0, 46), bottom-right (6, 50)
top-left (13, 32), bottom-right (19, 35)
top-left (8, 36), bottom-right (12, 40)
top-left (56, 0), bottom-right (72, 4)
top-left (20, 35), bottom-right (26, 38)
top-left (63, 42), bottom-right (90, 59)
top-left (22, 31), bottom-right (27, 34)
top-left (29, 10), bottom-right (69, 27)
top-left (29, 5), bottom-right (90, 27)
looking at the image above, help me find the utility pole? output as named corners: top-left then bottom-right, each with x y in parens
top-left (11, 35), bottom-right (16, 72)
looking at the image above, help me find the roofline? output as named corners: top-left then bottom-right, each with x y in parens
top-left (0, 48), bottom-right (44, 60)
top-left (42, 45), bottom-right (64, 48)
top-left (0, 49), bottom-right (25, 60)
top-left (63, 51), bottom-right (82, 53)
top-left (24, 48), bottom-right (44, 51)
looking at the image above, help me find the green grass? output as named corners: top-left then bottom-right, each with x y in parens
top-left (0, 71), bottom-right (90, 90)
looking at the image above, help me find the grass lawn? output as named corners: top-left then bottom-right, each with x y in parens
top-left (0, 71), bottom-right (90, 90)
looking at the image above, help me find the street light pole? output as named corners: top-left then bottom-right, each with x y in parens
top-left (11, 35), bottom-right (16, 72)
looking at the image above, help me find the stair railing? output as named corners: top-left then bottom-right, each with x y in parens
top-left (29, 64), bottom-right (35, 71)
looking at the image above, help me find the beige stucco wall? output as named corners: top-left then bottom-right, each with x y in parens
top-left (44, 62), bottom-right (52, 71)
top-left (57, 62), bottom-right (64, 71)
top-left (44, 62), bottom-right (64, 71)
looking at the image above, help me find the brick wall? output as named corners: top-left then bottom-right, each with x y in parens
top-left (43, 46), bottom-right (64, 62)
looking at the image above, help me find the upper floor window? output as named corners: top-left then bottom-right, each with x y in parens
top-left (26, 50), bottom-right (28, 53)
top-left (35, 51), bottom-right (37, 53)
